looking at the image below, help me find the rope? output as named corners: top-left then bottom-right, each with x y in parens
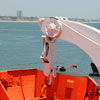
top-left (0, 62), bottom-right (74, 67)
top-left (55, 62), bottom-right (74, 66)
top-left (19, 72), bottom-right (26, 100)
top-left (0, 62), bottom-right (42, 67)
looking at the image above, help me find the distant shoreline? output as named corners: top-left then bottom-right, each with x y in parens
top-left (79, 21), bottom-right (100, 23)
top-left (0, 20), bottom-right (100, 23)
top-left (0, 20), bottom-right (38, 23)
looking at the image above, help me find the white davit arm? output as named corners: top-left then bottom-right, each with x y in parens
top-left (39, 17), bottom-right (100, 74)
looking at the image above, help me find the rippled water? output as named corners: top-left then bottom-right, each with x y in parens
top-left (0, 22), bottom-right (100, 75)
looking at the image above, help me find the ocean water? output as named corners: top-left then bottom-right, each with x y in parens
top-left (0, 22), bottom-right (100, 75)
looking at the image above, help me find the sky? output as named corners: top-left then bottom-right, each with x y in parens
top-left (0, 0), bottom-right (100, 19)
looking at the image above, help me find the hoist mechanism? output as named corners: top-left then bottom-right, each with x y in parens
top-left (39, 17), bottom-right (100, 84)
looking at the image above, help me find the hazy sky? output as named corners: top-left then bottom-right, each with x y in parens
top-left (0, 0), bottom-right (100, 19)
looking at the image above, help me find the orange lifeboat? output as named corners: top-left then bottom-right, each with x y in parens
top-left (0, 68), bottom-right (99, 100)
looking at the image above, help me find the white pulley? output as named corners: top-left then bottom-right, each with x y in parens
top-left (40, 17), bottom-right (62, 40)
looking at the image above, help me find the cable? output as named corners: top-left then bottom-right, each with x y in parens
top-left (0, 62), bottom-right (42, 67)
top-left (0, 62), bottom-right (74, 67)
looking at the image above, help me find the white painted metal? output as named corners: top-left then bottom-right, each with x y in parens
top-left (39, 17), bottom-right (100, 74)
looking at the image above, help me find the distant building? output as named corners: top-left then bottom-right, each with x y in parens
top-left (17, 11), bottom-right (23, 19)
